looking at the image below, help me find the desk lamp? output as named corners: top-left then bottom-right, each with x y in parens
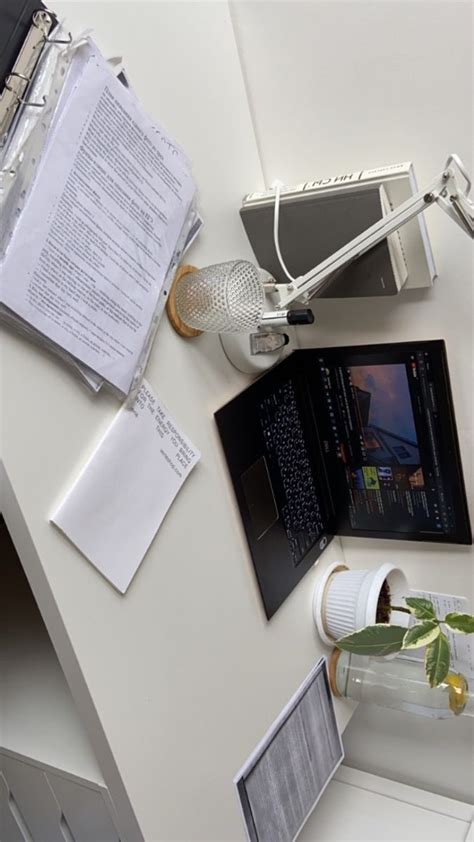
top-left (167, 154), bottom-right (473, 372)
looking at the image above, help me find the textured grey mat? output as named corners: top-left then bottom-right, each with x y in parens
top-left (235, 658), bottom-right (343, 842)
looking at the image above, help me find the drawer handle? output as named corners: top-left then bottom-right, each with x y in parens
top-left (60, 812), bottom-right (76, 842)
top-left (8, 789), bottom-right (33, 841)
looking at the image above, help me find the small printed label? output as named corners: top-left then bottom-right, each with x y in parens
top-left (304, 172), bottom-right (362, 190)
top-left (361, 162), bottom-right (411, 178)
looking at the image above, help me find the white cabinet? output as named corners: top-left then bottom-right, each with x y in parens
top-left (48, 772), bottom-right (120, 842)
top-left (0, 751), bottom-right (120, 842)
top-left (1, 755), bottom-right (63, 842)
top-left (1, 522), bottom-right (121, 841)
top-left (0, 772), bottom-right (27, 842)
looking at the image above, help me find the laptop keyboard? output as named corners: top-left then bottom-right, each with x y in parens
top-left (259, 381), bottom-right (324, 566)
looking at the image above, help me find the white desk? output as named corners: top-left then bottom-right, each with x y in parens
top-left (1, 3), bottom-right (355, 840)
top-left (1, 2), bottom-right (472, 840)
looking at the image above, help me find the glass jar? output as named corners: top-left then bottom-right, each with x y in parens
top-left (330, 649), bottom-right (473, 719)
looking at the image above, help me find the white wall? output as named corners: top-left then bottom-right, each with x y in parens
top-left (231, 0), bottom-right (474, 802)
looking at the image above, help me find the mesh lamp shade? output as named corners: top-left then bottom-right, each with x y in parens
top-left (175, 260), bottom-right (265, 333)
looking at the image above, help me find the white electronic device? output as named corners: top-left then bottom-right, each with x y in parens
top-left (223, 154), bottom-right (473, 372)
top-left (269, 154), bottom-right (473, 309)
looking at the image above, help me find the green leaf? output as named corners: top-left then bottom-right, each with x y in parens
top-left (444, 613), bottom-right (474, 634)
top-left (425, 632), bottom-right (450, 687)
top-left (336, 625), bottom-right (407, 657)
top-left (402, 621), bottom-right (440, 650)
top-left (405, 597), bottom-right (436, 621)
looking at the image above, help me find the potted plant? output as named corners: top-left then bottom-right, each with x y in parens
top-left (313, 561), bottom-right (410, 646)
top-left (335, 596), bottom-right (474, 687)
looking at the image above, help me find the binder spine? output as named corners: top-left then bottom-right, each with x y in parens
top-left (0, 9), bottom-right (55, 141)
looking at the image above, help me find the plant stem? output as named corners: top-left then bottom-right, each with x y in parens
top-left (390, 605), bottom-right (412, 615)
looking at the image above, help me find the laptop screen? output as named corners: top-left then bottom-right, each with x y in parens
top-left (308, 340), bottom-right (471, 543)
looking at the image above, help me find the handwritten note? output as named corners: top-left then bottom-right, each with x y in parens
top-left (51, 381), bottom-right (200, 593)
top-left (400, 589), bottom-right (474, 674)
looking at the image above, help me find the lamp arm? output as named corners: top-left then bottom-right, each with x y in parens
top-left (275, 156), bottom-right (473, 308)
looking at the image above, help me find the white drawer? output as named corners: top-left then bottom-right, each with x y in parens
top-left (47, 772), bottom-right (120, 842)
top-left (2, 755), bottom-right (64, 842)
top-left (1, 751), bottom-right (120, 842)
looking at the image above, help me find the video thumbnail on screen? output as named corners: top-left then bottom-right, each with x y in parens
top-left (349, 364), bottom-right (424, 491)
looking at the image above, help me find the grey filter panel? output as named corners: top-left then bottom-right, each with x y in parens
top-left (235, 658), bottom-right (343, 842)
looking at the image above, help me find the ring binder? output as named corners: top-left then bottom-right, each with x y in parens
top-left (0, 2), bottom-right (56, 141)
top-left (1, 36), bottom-right (200, 398)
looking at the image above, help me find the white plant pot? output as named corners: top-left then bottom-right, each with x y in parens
top-left (313, 561), bottom-right (410, 646)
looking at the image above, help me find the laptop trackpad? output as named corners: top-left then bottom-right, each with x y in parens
top-left (241, 456), bottom-right (279, 541)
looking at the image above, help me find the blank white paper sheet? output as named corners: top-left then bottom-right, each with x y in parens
top-left (51, 381), bottom-right (200, 593)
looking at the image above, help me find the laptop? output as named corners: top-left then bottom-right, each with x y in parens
top-left (215, 340), bottom-right (471, 619)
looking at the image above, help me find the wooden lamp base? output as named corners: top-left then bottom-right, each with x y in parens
top-left (166, 264), bottom-right (203, 338)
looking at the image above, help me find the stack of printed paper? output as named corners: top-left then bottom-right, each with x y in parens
top-left (0, 41), bottom-right (198, 396)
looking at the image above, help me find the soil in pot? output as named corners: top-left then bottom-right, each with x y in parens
top-left (376, 579), bottom-right (391, 623)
